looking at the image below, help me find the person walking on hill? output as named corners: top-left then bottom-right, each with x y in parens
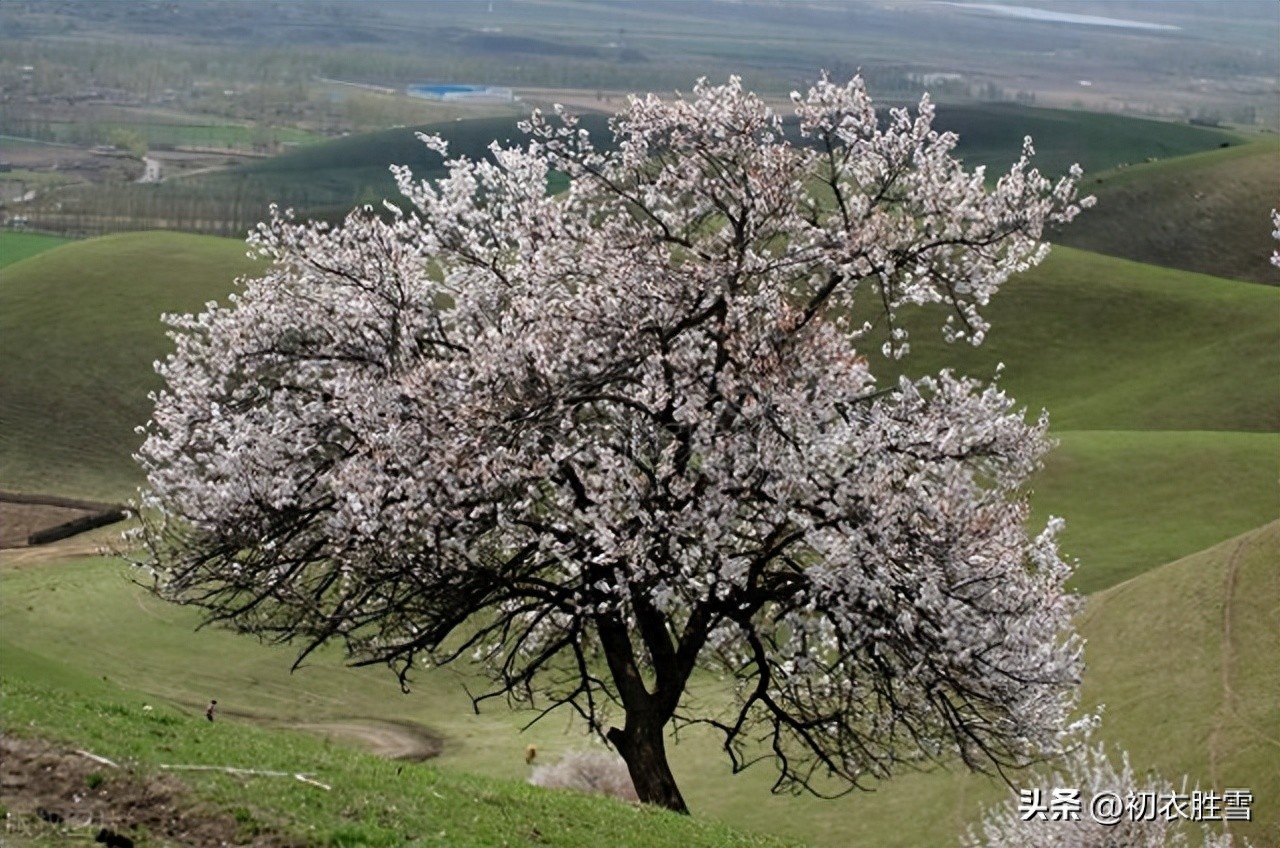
top-left (205, 699), bottom-right (217, 722)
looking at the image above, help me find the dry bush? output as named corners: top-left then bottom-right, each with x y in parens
top-left (529, 749), bottom-right (638, 803)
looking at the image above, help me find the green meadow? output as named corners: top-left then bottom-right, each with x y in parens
top-left (1059, 140), bottom-right (1280, 284)
top-left (1, 106), bottom-right (1277, 847)
top-left (0, 231), bottom-right (69, 269)
top-left (0, 232), bottom-right (262, 499)
top-left (30, 119), bottom-right (323, 151)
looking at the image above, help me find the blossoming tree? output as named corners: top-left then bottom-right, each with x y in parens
top-left (135, 76), bottom-right (1094, 813)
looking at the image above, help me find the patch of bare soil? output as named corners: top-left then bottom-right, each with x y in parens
top-left (289, 719), bottom-right (443, 762)
top-left (0, 735), bottom-right (298, 847)
top-left (0, 504), bottom-right (94, 549)
top-left (0, 493), bottom-right (127, 554)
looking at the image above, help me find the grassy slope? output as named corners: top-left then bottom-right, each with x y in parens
top-left (1057, 140), bottom-right (1280, 284)
top-left (1077, 521), bottom-right (1280, 848)
top-left (0, 671), bottom-right (793, 848)
top-left (876, 246), bottom-right (1280, 434)
top-left (1033, 431), bottom-right (1279, 594)
top-left (197, 114), bottom-right (615, 215)
top-left (3, 522), bottom-right (1274, 846)
top-left (244, 104), bottom-right (1231, 185)
top-left (0, 231), bottom-right (69, 269)
top-left (0, 232), bottom-right (260, 499)
top-left (935, 101), bottom-right (1239, 179)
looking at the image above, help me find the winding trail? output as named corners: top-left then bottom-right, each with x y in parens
top-left (289, 719), bottom-right (444, 762)
top-left (1206, 539), bottom-right (1243, 789)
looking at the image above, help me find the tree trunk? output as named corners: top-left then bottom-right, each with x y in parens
top-left (608, 719), bottom-right (688, 814)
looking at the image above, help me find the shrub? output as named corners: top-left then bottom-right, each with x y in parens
top-left (530, 750), bottom-right (638, 803)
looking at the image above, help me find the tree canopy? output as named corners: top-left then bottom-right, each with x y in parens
top-left (134, 75), bottom-right (1094, 812)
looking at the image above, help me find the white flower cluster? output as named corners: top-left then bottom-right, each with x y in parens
top-left (134, 74), bottom-right (1093, 795)
top-left (964, 743), bottom-right (1250, 848)
top-left (1270, 209), bottom-right (1279, 268)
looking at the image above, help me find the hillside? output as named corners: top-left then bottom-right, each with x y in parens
top-left (1057, 140), bottom-right (1280, 284)
top-left (3, 523), bottom-right (1274, 846)
top-left (1077, 520), bottom-right (1280, 847)
top-left (1032, 431), bottom-right (1278, 593)
top-left (0, 232), bottom-right (260, 499)
top-left (192, 113), bottom-right (615, 220)
top-left (873, 245), bottom-right (1280, 433)
top-left (0, 670), bottom-right (793, 848)
top-left (933, 101), bottom-right (1238, 179)
top-left (0, 232), bottom-right (69, 269)
top-left (175, 103), bottom-right (1236, 229)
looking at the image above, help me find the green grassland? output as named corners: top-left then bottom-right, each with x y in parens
top-left (1058, 140), bottom-right (1280, 284)
top-left (0, 232), bottom-right (261, 499)
top-left (1077, 520), bottom-right (1280, 847)
top-left (193, 114), bottom-right (613, 216)
top-left (934, 101), bottom-right (1239, 180)
top-left (1032, 431), bottom-right (1279, 594)
top-left (0, 671), bottom-right (793, 848)
top-left (2, 110), bottom-right (1277, 847)
top-left (250, 103), bottom-right (1233, 185)
top-left (0, 232), bottom-right (69, 268)
top-left (2, 521), bottom-right (1273, 846)
top-left (874, 246), bottom-right (1280, 434)
top-left (28, 119), bottom-right (323, 151)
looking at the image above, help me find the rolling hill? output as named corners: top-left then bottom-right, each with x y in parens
top-left (0, 232), bottom-right (261, 499)
top-left (1, 109), bottom-right (1276, 847)
top-left (932, 101), bottom-right (1239, 180)
top-left (175, 102), bottom-right (1237, 230)
top-left (1057, 140), bottom-right (1280, 284)
top-left (1077, 520), bottom-right (1280, 847)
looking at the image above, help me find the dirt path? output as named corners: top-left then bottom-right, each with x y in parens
top-left (1208, 539), bottom-right (1244, 788)
top-left (288, 719), bottom-right (443, 762)
top-left (0, 734), bottom-right (295, 846)
top-left (0, 526), bottom-right (119, 569)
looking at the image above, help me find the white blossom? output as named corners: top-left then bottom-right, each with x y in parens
top-left (132, 75), bottom-right (1093, 810)
top-left (963, 743), bottom-right (1251, 848)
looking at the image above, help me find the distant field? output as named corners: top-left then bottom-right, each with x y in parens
top-left (1058, 140), bottom-right (1280, 284)
top-left (29, 119), bottom-right (322, 150)
top-left (178, 103), bottom-right (1235, 227)
top-left (0, 231), bottom-right (69, 268)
